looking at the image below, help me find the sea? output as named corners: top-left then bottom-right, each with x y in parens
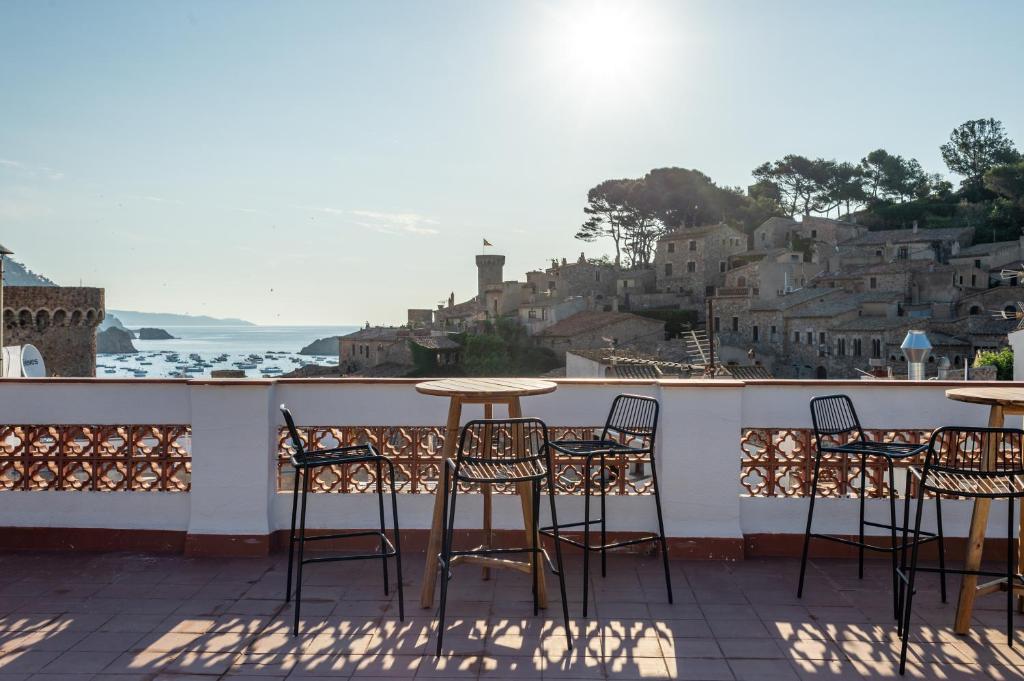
top-left (95, 325), bottom-right (360, 379)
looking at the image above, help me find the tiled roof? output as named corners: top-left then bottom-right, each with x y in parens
top-left (954, 240), bottom-right (1018, 257)
top-left (659, 223), bottom-right (744, 241)
top-left (538, 311), bottom-right (662, 337)
top-left (411, 336), bottom-right (460, 350)
top-left (785, 291), bottom-right (900, 318)
top-left (755, 217), bottom-right (798, 233)
top-left (749, 287), bottom-right (843, 311)
top-left (723, 365), bottom-right (773, 379)
top-left (341, 326), bottom-right (407, 341)
top-left (841, 227), bottom-right (973, 246)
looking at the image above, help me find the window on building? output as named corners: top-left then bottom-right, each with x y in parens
top-left (875, 249), bottom-right (883, 257)
top-left (528, 309), bottom-right (537, 319)
top-left (898, 246), bottom-right (908, 260)
top-left (668, 242), bottom-right (675, 253)
top-left (664, 263), bottom-right (673, 277)
top-left (870, 277), bottom-right (877, 289)
top-left (731, 316), bottom-right (739, 332)
top-left (760, 233), bottom-right (766, 242)
top-left (770, 325), bottom-right (777, 338)
top-left (959, 275), bottom-right (964, 285)
top-left (975, 259), bottom-right (982, 268)
top-left (836, 338), bottom-right (846, 357)
top-left (872, 338), bottom-right (882, 358)
top-left (688, 240), bottom-right (696, 251)
top-left (793, 331), bottom-right (800, 344)
top-left (806, 331), bottom-right (813, 344)
top-left (853, 338), bottom-right (862, 357)
top-left (811, 230), bottom-right (818, 238)
top-left (819, 332), bottom-right (825, 345)
top-left (713, 317), bottom-right (720, 332)
top-left (971, 274), bottom-right (977, 287)
top-left (687, 261), bottom-right (696, 273)
top-left (752, 325), bottom-right (759, 342)
top-left (377, 344), bottom-right (383, 352)
top-left (719, 261), bottom-right (726, 273)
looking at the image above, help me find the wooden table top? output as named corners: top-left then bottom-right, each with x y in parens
top-left (946, 387), bottom-right (1024, 408)
top-left (415, 377), bottom-right (557, 399)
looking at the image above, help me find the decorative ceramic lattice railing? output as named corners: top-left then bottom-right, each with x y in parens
top-left (277, 426), bottom-right (655, 495)
top-left (741, 428), bottom-right (933, 498)
top-left (0, 425), bottom-right (191, 492)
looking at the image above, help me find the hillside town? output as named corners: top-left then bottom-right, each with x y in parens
top-left (342, 215), bottom-right (1023, 379)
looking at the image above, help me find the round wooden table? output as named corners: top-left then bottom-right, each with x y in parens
top-left (946, 387), bottom-right (1024, 634)
top-left (415, 378), bottom-right (557, 609)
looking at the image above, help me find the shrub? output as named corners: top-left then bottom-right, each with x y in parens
top-left (973, 346), bottom-right (1013, 380)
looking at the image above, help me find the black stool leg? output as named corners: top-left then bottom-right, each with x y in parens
top-left (600, 453), bottom-right (608, 579)
top-left (293, 468), bottom-right (311, 635)
top-left (532, 479), bottom-right (540, 617)
top-left (935, 494), bottom-right (947, 603)
top-left (898, 487), bottom-right (926, 675)
top-left (649, 452), bottom-right (673, 604)
top-left (1009, 495), bottom-right (1015, 648)
top-left (436, 464), bottom-right (458, 657)
top-left (858, 453), bottom-right (867, 580)
top-left (897, 473), bottom-right (912, 637)
top-left (388, 460), bottom-right (405, 621)
top-left (375, 459), bottom-right (390, 596)
top-left (582, 457), bottom-right (593, 617)
top-left (547, 462), bottom-right (573, 646)
top-left (285, 462), bottom-right (300, 602)
top-left (797, 450), bottom-right (823, 598)
top-left (888, 459), bottom-right (900, 620)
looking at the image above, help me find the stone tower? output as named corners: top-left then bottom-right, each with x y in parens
top-left (475, 254), bottom-right (505, 301)
top-left (3, 286), bottom-right (104, 377)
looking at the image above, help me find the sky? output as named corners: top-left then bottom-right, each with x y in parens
top-left (1, 0), bottom-right (1023, 325)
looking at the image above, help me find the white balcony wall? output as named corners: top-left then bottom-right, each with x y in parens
top-left (0, 378), bottom-right (1020, 545)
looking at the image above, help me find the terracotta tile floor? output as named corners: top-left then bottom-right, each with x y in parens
top-left (0, 551), bottom-right (1021, 679)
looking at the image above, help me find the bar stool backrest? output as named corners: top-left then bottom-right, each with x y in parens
top-left (601, 394), bottom-right (658, 449)
top-left (925, 426), bottom-right (1024, 477)
top-left (810, 394), bottom-right (866, 447)
top-left (457, 418), bottom-right (549, 468)
top-left (280, 405), bottom-right (305, 460)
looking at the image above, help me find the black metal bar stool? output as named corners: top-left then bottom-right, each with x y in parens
top-left (435, 417), bottom-right (571, 656)
top-left (797, 394), bottom-right (946, 620)
top-left (539, 394), bottom-right (672, 618)
top-left (280, 405), bottom-right (404, 634)
top-left (897, 426), bottom-right (1024, 675)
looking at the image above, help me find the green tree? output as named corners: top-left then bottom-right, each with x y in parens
top-left (984, 161), bottom-right (1024, 202)
top-left (860, 149), bottom-right (931, 203)
top-left (973, 347), bottom-right (1013, 381)
top-left (576, 179), bottom-right (633, 267)
top-left (940, 118), bottom-right (1021, 194)
top-left (460, 333), bottom-right (512, 376)
top-left (752, 155), bottom-right (834, 216)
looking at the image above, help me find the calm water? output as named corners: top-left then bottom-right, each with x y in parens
top-left (97, 325), bottom-right (359, 378)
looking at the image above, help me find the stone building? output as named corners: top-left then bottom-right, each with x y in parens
top-left (536, 310), bottom-right (665, 361)
top-left (339, 325), bottom-right (414, 371)
top-left (949, 237), bottom-right (1024, 291)
top-left (653, 223), bottom-right (748, 305)
top-left (3, 286), bottom-right (104, 377)
top-left (524, 253), bottom-right (617, 304)
top-left (836, 225), bottom-right (974, 268)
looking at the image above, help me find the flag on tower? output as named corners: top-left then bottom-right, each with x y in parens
top-left (483, 239), bottom-right (493, 247)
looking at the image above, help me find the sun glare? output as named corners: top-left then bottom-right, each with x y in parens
top-left (544, 2), bottom-right (662, 89)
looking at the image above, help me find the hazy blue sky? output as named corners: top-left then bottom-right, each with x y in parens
top-left (2, 0), bottom-right (1022, 324)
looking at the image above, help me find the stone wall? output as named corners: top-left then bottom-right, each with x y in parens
top-left (3, 286), bottom-right (103, 377)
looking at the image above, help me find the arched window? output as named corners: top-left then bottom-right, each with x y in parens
top-left (969, 305), bottom-right (981, 316)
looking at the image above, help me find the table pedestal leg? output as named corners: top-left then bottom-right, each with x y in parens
top-left (954, 405), bottom-right (1004, 634)
top-left (420, 397), bottom-right (463, 609)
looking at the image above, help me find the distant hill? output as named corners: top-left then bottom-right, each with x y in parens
top-left (2, 258), bottom-right (57, 286)
top-left (109, 310), bottom-right (255, 327)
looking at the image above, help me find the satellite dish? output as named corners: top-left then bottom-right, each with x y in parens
top-left (21, 344), bottom-right (46, 377)
top-left (2, 344), bottom-right (46, 377)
